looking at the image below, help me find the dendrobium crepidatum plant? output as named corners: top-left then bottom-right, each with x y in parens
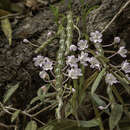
top-left (33, 30), bottom-right (130, 87)
top-left (33, 23), bottom-right (130, 121)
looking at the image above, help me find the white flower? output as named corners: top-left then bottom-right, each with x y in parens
top-left (39, 70), bottom-right (48, 79)
top-left (77, 40), bottom-right (88, 50)
top-left (90, 31), bottom-right (102, 43)
top-left (70, 44), bottom-right (77, 51)
top-left (89, 57), bottom-right (101, 70)
top-left (105, 73), bottom-right (118, 86)
top-left (121, 60), bottom-right (130, 73)
top-left (42, 57), bottom-right (53, 70)
top-left (78, 51), bottom-right (90, 66)
top-left (72, 88), bottom-right (76, 92)
top-left (114, 37), bottom-right (120, 43)
top-left (98, 106), bottom-right (105, 110)
top-left (23, 39), bottom-right (29, 43)
top-left (118, 46), bottom-right (127, 58)
top-left (33, 55), bottom-right (44, 67)
top-left (67, 67), bottom-right (82, 79)
top-left (66, 55), bottom-right (78, 67)
top-left (47, 31), bottom-right (55, 38)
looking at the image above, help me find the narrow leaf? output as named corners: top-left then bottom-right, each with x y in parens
top-left (11, 110), bottom-right (20, 123)
top-left (91, 68), bottom-right (106, 95)
top-left (38, 119), bottom-right (99, 130)
top-left (92, 101), bottom-right (104, 130)
top-left (91, 94), bottom-right (110, 114)
top-left (113, 72), bottom-right (130, 94)
top-left (79, 118), bottom-right (100, 127)
top-left (109, 103), bottom-right (123, 130)
top-left (84, 70), bottom-right (98, 91)
top-left (37, 87), bottom-right (45, 102)
top-left (1, 18), bottom-right (12, 45)
top-left (3, 83), bottom-right (20, 103)
top-left (111, 86), bottom-right (124, 104)
top-left (25, 120), bottom-right (37, 130)
top-left (30, 96), bottom-right (40, 105)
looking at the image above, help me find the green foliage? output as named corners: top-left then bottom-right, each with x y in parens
top-left (3, 83), bottom-right (20, 104)
top-left (109, 104), bottom-right (123, 130)
top-left (25, 120), bottom-right (37, 130)
top-left (11, 109), bottom-right (21, 123)
top-left (38, 119), bottom-right (100, 130)
top-left (91, 68), bottom-right (106, 95)
top-left (113, 72), bottom-right (130, 94)
top-left (50, 5), bottom-right (59, 25)
top-left (1, 18), bottom-right (12, 46)
top-left (1, 1), bottom-right (130, 129)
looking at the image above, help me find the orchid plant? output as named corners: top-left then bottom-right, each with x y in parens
top-left (33, 10), bottom-right (130, 130)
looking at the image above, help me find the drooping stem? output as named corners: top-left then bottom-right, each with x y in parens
top-left (35, 35), bottom-right (57, 54)
top-left (55, 25), bottom-right (66, 119)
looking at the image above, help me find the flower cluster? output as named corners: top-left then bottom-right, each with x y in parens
top-left (67, 39), bottom-right (101, 79)
top-left (89, 31), bottom-right (129, 86)
top-left (33, 30), bottom-right (129, 86)
top-left (33, 55), bottom-right (53, 79)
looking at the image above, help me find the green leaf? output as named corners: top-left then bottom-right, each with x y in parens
top-left (92, 102), bottom-right (104, 130)
top-left (79, 119), bottom-right (100, 127)
top-left (65, 101), bottom-right (73, 118)
top-left (3, 83), bottom-right (20, 104)
top-left (113, 72), bottom-right (130, 94)
top-left (91, 68), bottom-right (106, 95)
top-left (107, 86), bottom-right (115, 103)
top-left (37, 87), bottom-right (45, 102)
top-left (111, 86), bottom-right (124, 104)
top-left (109, 103), bottom-right (123, 130)
top-left (1, 18), bottom-right (12, 45)
top-left (119, 119), bottom-right (130, 129)
top-left (30, 96), bottom-right (40, 105)
top-left (38, 119), bottom-right (99, 130)
top-left (92, 94), bottom-right (106, 106)
top-left (11, 109), bottom-right (20, 123)
top-left (84, 71), bottom-right (98, 91)
top-left (25, 120), bottom-right (37, 130)
top-left (91, 94), bottom-right (110, 115)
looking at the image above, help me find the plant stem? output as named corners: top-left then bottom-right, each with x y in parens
top-left (55, 25), bottom-right (66, 119)
top-left (65, 11), bottom-right (73, 56)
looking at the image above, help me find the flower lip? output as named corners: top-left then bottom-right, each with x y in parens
top-left (90, 31), bottom-right (103, 43)
top-left (77, 40), bottom-right (88, 50)
top-left (105, 73), bottom-right (118, 86)
top-left (118, 46), bottom-right (127, 58)
top-left (114, 37), bottom-right (120, 43)
top-left (121, 60), bottom-right (130, 73)
top-left (78, 51), bottom-right (90, 66)
top-left (66, 55), bottom-right (78, 67)
top-left (67, 67), bottom-right (82, 79)
top-left (89, 57), bottom-right (101, 70)
top-left (33, 55), bottom-right (45, 67)
top-left (70, 44), bottom-right (77, 51)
